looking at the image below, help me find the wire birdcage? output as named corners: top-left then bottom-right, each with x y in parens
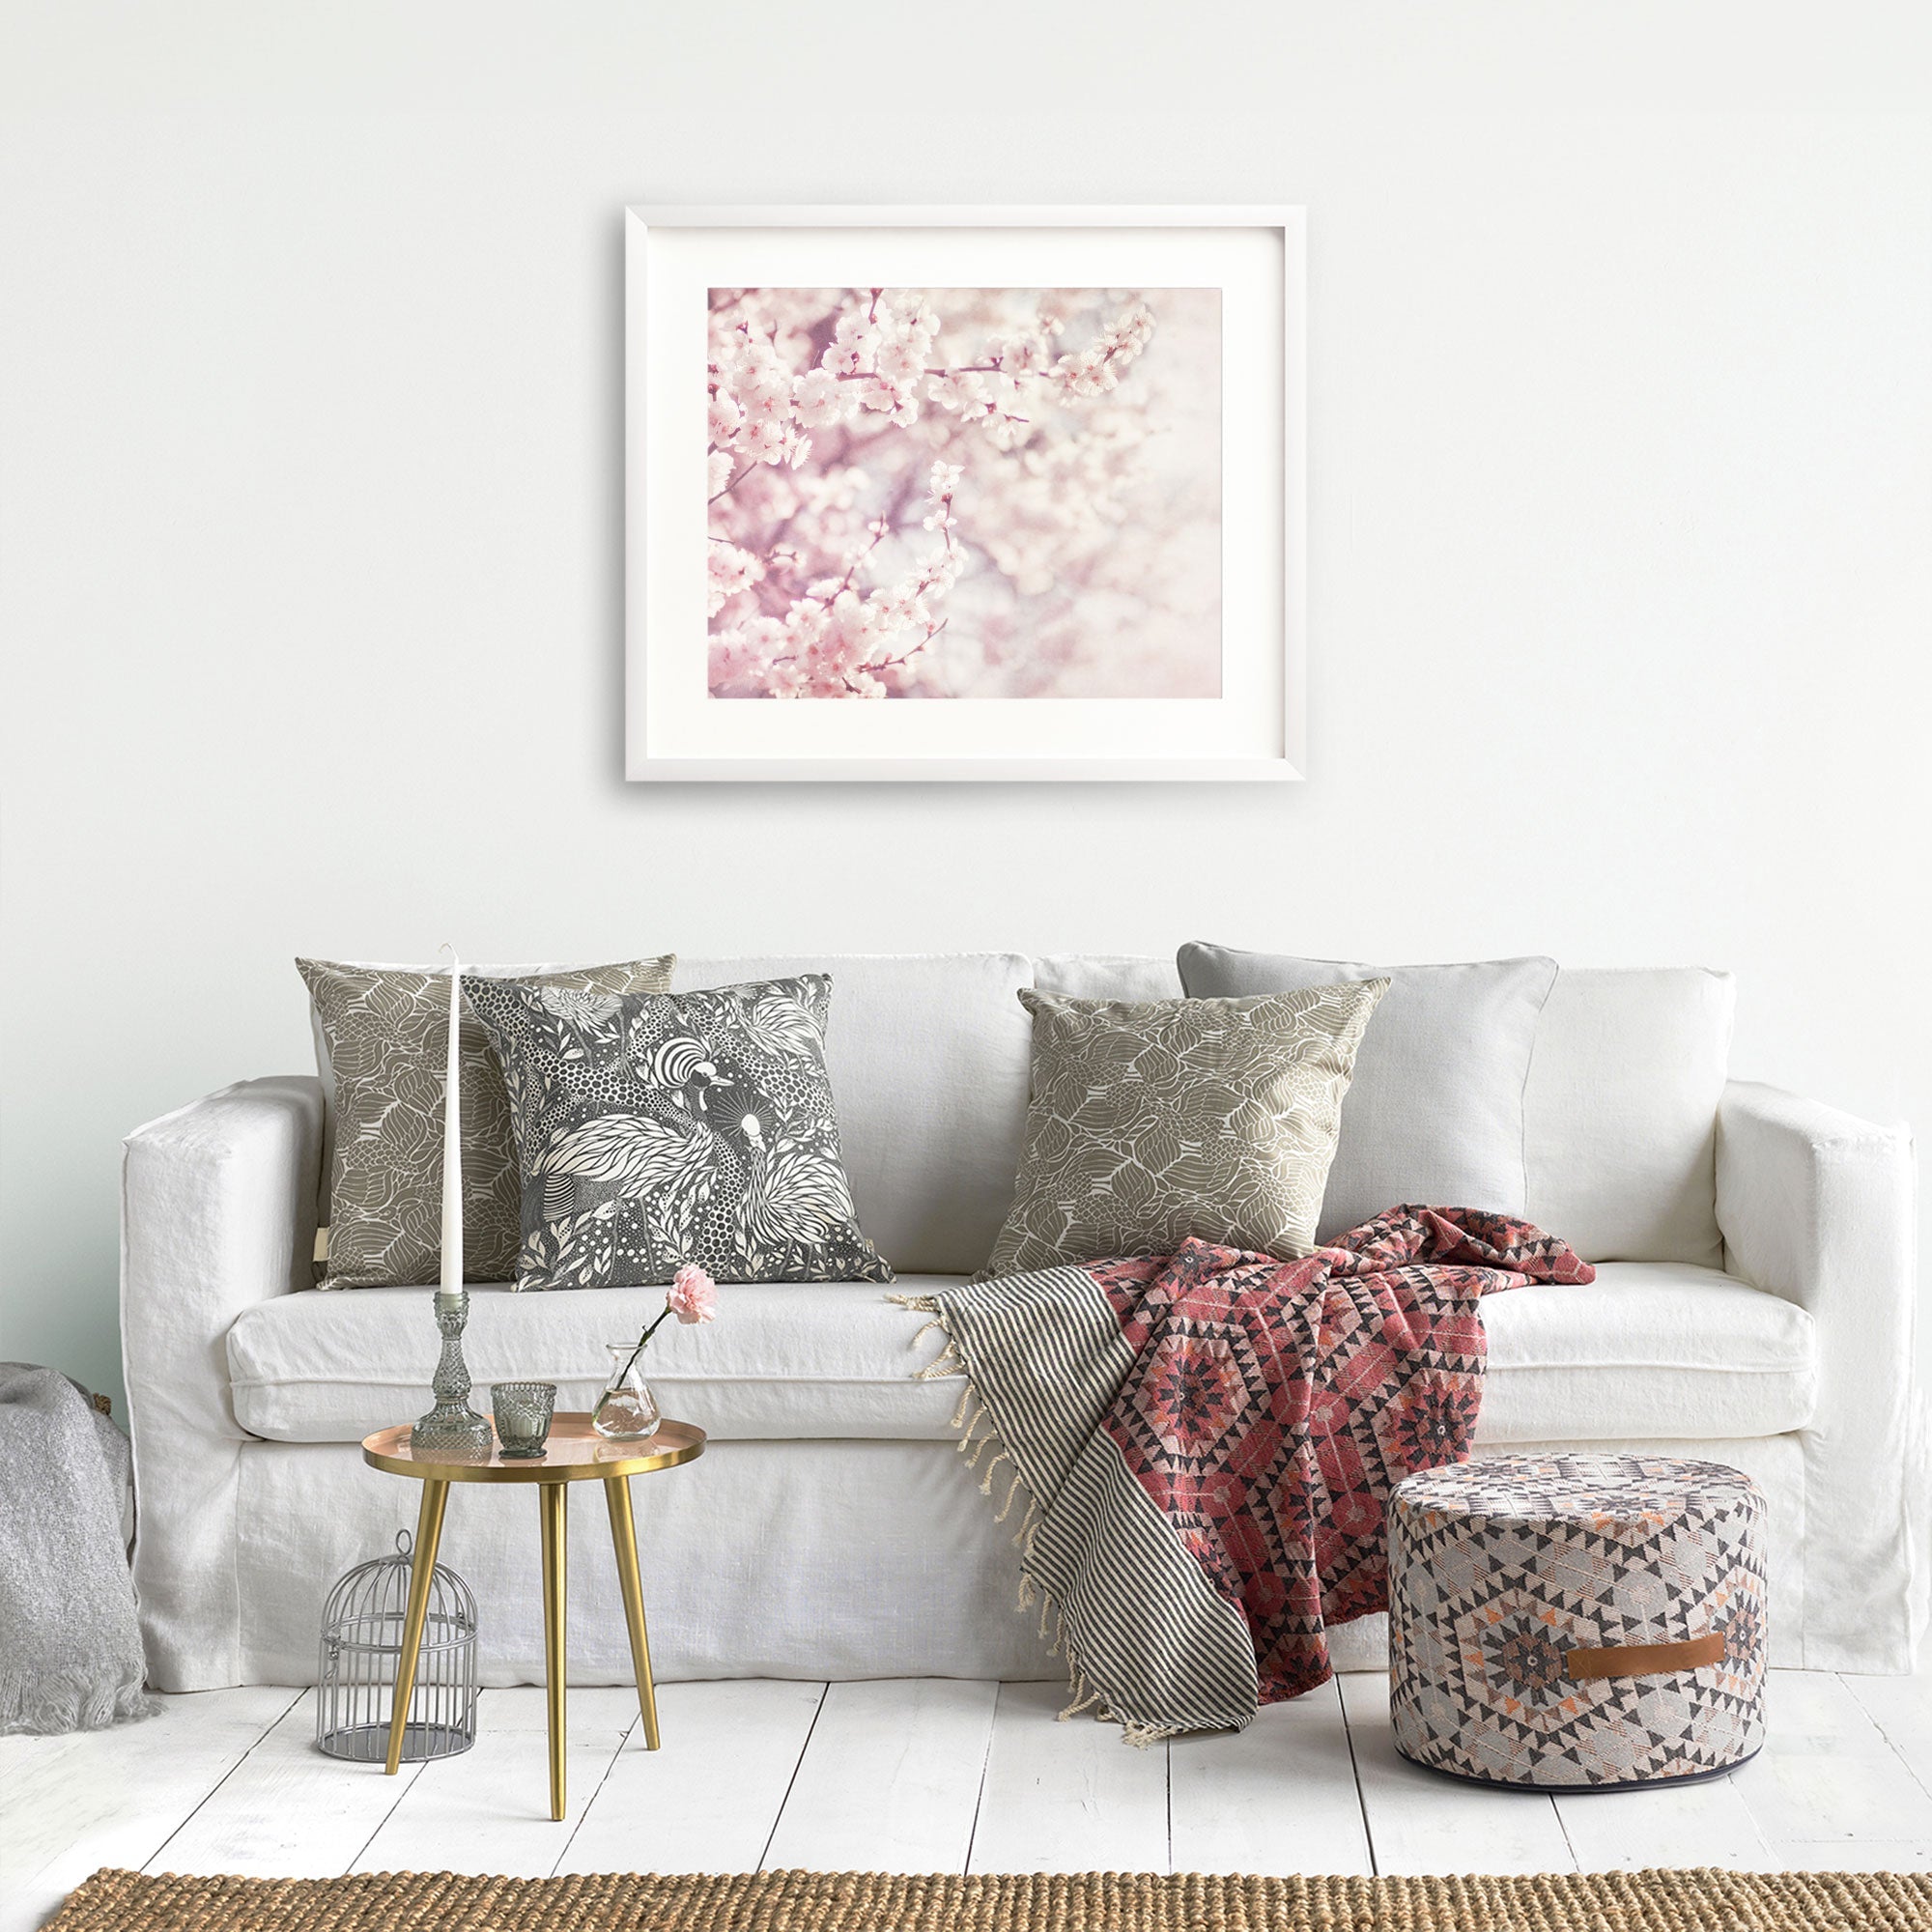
top-left (316, 1529), bottom-right (477, 1762)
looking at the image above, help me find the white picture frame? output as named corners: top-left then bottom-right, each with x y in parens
top-left (626, 205), bottom-right (1305, 781)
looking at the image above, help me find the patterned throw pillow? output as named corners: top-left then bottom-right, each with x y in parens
top-left (465, 973), bottom-right (892, 1290)
top-left (978, 982), bottom-right (1388, 1282)
top-left (298, 956), bottom-right (675, 1288)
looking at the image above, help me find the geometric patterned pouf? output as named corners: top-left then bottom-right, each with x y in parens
top-left (1389, 1453), bottom-right (1767, 1790)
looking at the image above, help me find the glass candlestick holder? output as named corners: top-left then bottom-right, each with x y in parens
top-left (411, 1289), bottom-right (493, 1462)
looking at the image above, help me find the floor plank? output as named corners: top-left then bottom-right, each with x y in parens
top-left (556, 1679), bottom-right (826, 1876)
top-left (145, 1690), bottom-right (429, 1879)
top-left (460, 1686), bottom-right (644, 1733)
top-left (967, 1682), bottom-right (1170, 1874)
top-left (0, 1686), bottom-right (298, 1932)
top-left (1734, 1671), bottom-right (1932, 1852)
top-left (760, 1678), bottom-right (999, 1875)
top-left (1169, 1677), bottom-right (1373, 1876)
top-left (1843, 1673), bottom-right (1932, 1805)
top-left (352, 1689), bottom-right (633, 1878)
top-left (1553, 1772), bottom-right (1773, 1872)
top-left (1754, 1839), bottom-right (1932, 1872)
top-left (1337, 1672), bottom-right (1577, 1876)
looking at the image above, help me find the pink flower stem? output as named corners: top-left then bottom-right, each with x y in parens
top-left (836, 523), bottom-right (889, 594)
top-left (614, 1303), bottom-right (672, 1385)
top-left (867, 618), bottom-right (949, 674)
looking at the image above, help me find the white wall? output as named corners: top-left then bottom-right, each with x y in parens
top-left (3, 5), bottom-right (1929, 1408)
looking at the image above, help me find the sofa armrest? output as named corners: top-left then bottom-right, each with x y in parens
top-left (121, 1076), bottom-right (324, 1689)
top-left (1716, 1078), bottom-right (1919, 1669)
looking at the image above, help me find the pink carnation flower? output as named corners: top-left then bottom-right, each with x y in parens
top-left (668, 1263), bottom-right (718, 1325)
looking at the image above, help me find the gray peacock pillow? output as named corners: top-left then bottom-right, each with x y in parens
top-left (298, 954), bottom-right (675, 1288)
top-left (464, 972), bottom-right (891, 1290)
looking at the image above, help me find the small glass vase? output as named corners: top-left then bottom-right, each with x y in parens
top-left (592, 1344), bottom-right (662, 1440)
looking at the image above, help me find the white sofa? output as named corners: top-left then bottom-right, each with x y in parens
top-left (121, 952), bottom-right (1921, 1693)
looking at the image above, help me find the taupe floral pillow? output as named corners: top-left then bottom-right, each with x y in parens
top-left (978, 982), bottom-right (1387, 1281)
top-left (298, 956), bottom-right (675, 1287)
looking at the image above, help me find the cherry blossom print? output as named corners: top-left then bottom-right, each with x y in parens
top-left (706, 287), bottom-right (1222, 699)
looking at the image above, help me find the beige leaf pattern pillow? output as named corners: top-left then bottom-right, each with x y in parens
top-left (977, 981), bottom-right (1388, 1281)
top-left (298, 956), bottom-right (675, 1288)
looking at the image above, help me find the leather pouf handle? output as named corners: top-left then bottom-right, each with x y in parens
top-left (1566, 1631), bottom-right (1726, 1681)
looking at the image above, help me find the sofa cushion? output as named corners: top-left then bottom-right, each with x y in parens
top-left (227, 1262), bottom-right (1814, 1449)
top-left (229, 1278), bottom-right (965, 1444)
top-left (1524, 967), bottom-right (1733, 1266)
top-left (1475, 1262), bottom-right (1813, 1443)
top-left (672, 954), bottom-right (1032, 1277)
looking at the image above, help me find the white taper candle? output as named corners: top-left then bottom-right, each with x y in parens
top-left (440, 945), bottom-right (463, 1298)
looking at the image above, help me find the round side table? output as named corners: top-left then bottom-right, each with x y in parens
top-left (361, 1413), bottom-right (705, 1820)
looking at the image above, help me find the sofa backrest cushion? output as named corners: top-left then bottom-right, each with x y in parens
top-left (672, 953), bottom-right (1033, 1277)
top-left (1032, 953), bottom-right (1184, 1002)
top-left (1523, 967), bottom-right (1734, 1268)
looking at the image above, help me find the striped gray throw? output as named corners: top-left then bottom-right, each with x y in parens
top-left (896, 1208), bottom-right (1594, 1742)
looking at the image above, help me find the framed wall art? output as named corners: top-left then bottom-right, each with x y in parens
top-left (625, 206), bottom-right (1305, 781)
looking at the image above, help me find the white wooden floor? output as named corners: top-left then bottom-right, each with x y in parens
top-left (7, 1670), bottom-right (1932, 1931)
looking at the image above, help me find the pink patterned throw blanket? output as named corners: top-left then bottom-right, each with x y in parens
top-left (898, 1206), bottom-right (1594, 1742)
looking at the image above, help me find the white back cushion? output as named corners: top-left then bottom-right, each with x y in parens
top-left (1523, 968), bottom-right (1734, 1266)
top-left (674, 953), bottom-right (1033, 1277)
top-left (1032, 953), bottom-right (1182, 1001)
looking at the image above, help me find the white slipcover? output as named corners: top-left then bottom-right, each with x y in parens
top-left (1718, 1081), bottom-right (1923, 1671)
top-left (123, 954), bottom-right (1918, 1691)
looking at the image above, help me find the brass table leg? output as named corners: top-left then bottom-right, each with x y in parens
top-left (604, 1474), bottom-right (661, 1750)
top-left (539, 1482), bottom-right (568, 1821)
top-left (384, 1478), bottom-right (449, 1776)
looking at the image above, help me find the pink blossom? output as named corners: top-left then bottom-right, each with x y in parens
top-left (791, 368), bottom-right (845, 430)
top-left (858, 378), bottom-right (916, 425)
top-left (706, 541), bottom-right (764, 617)
top-left (668, 1263), bottom-right (718, 1325)
top-left (707, 389), bottom-right (743, 445)
top-left (739, 416), bottom-right (788, 466)
top-left (875, 336), bottom-right (924, 386)
top-left (736, 354), bottom-right (792, 418)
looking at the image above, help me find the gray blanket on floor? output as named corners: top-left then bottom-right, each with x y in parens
top-left (0, 1363), bottom-right (155, 1733)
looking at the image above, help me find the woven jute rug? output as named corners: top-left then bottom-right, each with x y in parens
top-left (46, 1865), bottom-right (1932, 1931)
